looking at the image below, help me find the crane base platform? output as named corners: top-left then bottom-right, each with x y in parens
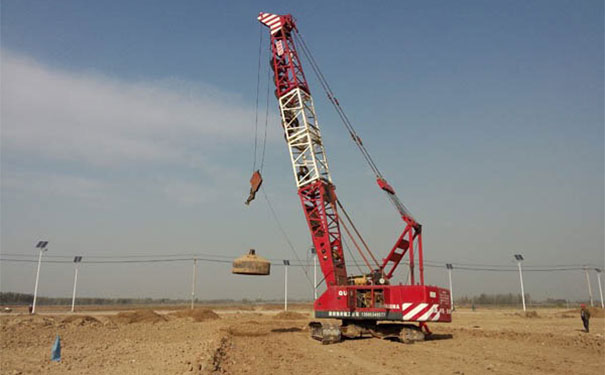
top-left (309, 320), bottom-right (426, 344)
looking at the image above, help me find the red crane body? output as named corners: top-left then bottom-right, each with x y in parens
top-left (258, 12), bottom-right (451, 341)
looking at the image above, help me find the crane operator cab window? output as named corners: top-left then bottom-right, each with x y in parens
top-left (354, 289), bottom-right (385, 309)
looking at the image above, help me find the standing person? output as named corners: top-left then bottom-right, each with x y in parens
top-left (580, 304), bottom-right (591, 333)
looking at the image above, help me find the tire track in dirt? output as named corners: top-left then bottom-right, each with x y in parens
top-left (440, 326), bottom-right (604, 354)
top-left (223, 327), bottom-right (392, 374)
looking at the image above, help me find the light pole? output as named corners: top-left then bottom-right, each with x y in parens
top-left (596, 268), bottom-right (604, 309)
top-left (446, 263), bottom-right (454, 311)
top-left (311, 247), bottom-right (317, 300)
top-left (283, 260), bottom-right (290, 311)
top-left (585, 267), bottom-right (594, 307)
top-left (514, 254), bottom-right (526, 312)
top-left (32, 241), bottom-right (49, 314)
top-left (191, 257), bottom-right (198, 310)
top-left (71, 256), bottom-right (83, 313)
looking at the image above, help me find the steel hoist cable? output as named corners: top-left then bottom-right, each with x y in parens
top-left (293, 31), bottom-right (416, 221)
top-left (259, 68), bottom-right (270, 173)
top-left (336, 200), bottom-right (380, 269)
top-left (251, 24), bottom-right (263, 173)
top-left (260, 187), bottom-right (314, 288)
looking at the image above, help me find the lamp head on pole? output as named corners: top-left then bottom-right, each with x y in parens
top-left (36, 241), bottom-right (49, 251)
top-left (596, 268), bottom-right (602, 274)
top-left (283, 260), bottom-right (290, 266)
top-left (514, 254), bottom-right (524, 261)
top-left (73, 256), bottom-right (83, 263)
top-left (446, 263), bottom-right (453, 270)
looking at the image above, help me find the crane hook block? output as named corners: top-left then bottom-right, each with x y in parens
top-left (232, 249), bottom-right (271, 276)
top-left (245, 170), bottom-right (263, 205)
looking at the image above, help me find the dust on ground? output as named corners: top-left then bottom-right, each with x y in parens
top-left (1, 306), bottom-right (603, 374)
top-left (504, 310), bottom-right (540, 318)
top-left (227, 320), bottom-right (270, 337)
top-left (272, 311), bottom-right (307, 320)
top-left (556, 306), bottom-right (605, 319)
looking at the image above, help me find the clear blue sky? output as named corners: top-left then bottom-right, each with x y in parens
top-left (1, 1), bottom-right (603, 301)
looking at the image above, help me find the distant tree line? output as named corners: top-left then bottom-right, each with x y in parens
top-left (0, 292), bottom-right (193, 306)
top-left (0, 292), bottom-right (308, 306)
top-left (455, 293), bottom-right (577, 307)
top-left (456, 293), bottom-right (531, 306)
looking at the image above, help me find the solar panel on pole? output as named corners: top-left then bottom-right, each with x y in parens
top-left (283, 260), bottom-right (289, 311)
top-left (514, 254), bottom-right (526, 312)
top-left (71, 256), bottom-right (83, 313)
top-left (585, 267), bottom-right (594, 307)
top-left (596, 269), bottom-right (604, 309)
top-left (446, 264), bottom-right (454, 311)
top-left (191, 258), bottom-right (198, 310)
top-left (32, 241), bottom-right (48, 314)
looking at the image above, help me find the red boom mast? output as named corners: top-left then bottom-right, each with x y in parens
top-left (258, 12), bottom-right (347, 287)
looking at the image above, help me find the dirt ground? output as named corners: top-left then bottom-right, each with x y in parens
top-left (1, 306), bottom-right (603, 375)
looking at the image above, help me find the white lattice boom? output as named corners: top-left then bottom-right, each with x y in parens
top-left (279, 88), bottom-right (332, 188)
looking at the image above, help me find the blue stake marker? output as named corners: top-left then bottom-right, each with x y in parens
top-left (51, 335), bottom-right (61, 362)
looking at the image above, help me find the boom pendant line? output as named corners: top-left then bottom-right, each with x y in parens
top-left (257, 12), bottom-right (451, 344)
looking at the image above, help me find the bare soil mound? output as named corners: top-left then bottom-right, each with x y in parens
top-left (232, 304), bottom-right (255, 311)
top-left (114, 309), bottom-right (167, 324)
top-left (506, 310), bottom-right (540, 318)
top-left (227, 320), bottom-right (270, 337)
top-left (5, 315), bottom-right (56, 328)
top-left (522, 311), bottom-right (540, 318)
top-left (172, 308), bottom-right (220, 322)
top-left (61, 315), bottom-right (102, 326)
top-left (273, 311), bottom-right (307, 320)
top-left (259, 304), bottom-right (282, 310)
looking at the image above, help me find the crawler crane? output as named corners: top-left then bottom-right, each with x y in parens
top-left (257, 12), bottom-right (451, 344)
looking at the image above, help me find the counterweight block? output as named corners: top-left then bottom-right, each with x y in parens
top-left (232, 249), bottom-right (271, 276)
